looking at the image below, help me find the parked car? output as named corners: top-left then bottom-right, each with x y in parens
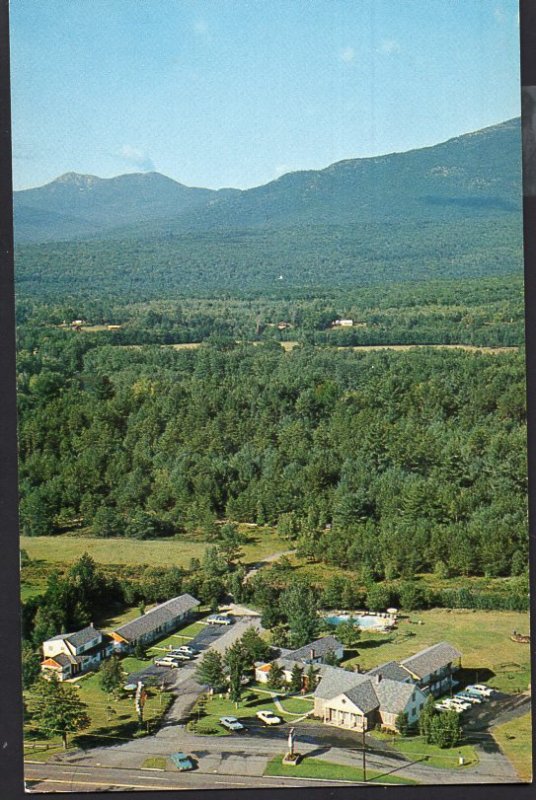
top-left (219, 716), bottom-right (245, 731)
top-left (168, 651), bottom-right (193, 661)
top-left (207, 614), bottom-right (233, 626)
top-left (472, 684), bottom-right (494, 697)
top-left (154, 657), bottom-right (181, 668)
top-left (456, 692), bottom-right (481, 705)
top-left (256, 710), bottom-right (282, 725)
top-left (434, 702), bottom-right (451, 712)
top-left (170, 751), bottom-right (195, 771)
top-left (176, 645), bottom-right (198, 656)
top-left (466, 684), bottom-right (493, 698)
top-left (442, 698), bottom-right (467, 712)
top-left (450, 699), bottom-right (471, 711)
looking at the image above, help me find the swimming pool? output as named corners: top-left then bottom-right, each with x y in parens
top-left (324, 613), bottom-right (389, 630)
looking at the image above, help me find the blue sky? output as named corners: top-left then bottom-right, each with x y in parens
top-left (10, 0), bottom-right (521, 190)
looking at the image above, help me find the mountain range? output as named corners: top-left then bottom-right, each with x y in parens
top-left (14, 118), bottom-right (522, 245)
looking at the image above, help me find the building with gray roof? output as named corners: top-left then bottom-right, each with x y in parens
top-left (400, 642), bottom-right (461, 696)
top-left (112, 593), bottom-right (200, 647)
top-left (284, 635), bottom-right (344, 664)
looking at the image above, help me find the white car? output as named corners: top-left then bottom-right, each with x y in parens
top-left (450, 699), bottom-right (471, 711)
top-left (466, 684), bottom-right (492, 698)
top-left (168, 652), bottom-right (192, 662)
top-left (219, 716), bottom-right (244, 732)
top-left (256, 710), bottom-right (282, 725)
top-left (456, 693), bottom-right (481, 705)
top-left (154, 656), bottom-right (181, 668)
top-left (177, 645), bottom-right (198, 656)
top-left (434, 702), bottom-right (451, 712)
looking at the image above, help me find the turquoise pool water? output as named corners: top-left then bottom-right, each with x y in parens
top-left (324, 614), bottom-right (387, 630)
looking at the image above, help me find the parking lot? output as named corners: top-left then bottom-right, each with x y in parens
top-left (126, 616), bottom-right (262, 703)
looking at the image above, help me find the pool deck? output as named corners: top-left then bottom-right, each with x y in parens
top-left (322, 609), bottom-right (397, 632)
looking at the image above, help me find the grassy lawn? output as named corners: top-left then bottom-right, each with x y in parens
top-left (341, 609), bottom-right (531, 694)
top-left (275, 695), bottom-right (315, 715)
top-left (492, 711), bottom-right (533, 782)
top-left (187, 689), bottom-right (306, 735)
top-left (142, 756), bottom-right (167, 770)
top-left (371, 731), bottom-right (478, 769)
top-left (264, 755), bottom-right (418, 785)
top-left (21, 583), bottom-right (46, 602)
top-left (19, 528), bottom-right (288, 569)
top-left (24, 670), bottom-right (173, 761)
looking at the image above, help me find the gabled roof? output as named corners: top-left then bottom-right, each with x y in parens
top-left (374, 679), bottom-right (421, 714)
top-left (113, 594), bottom-right (200, 642)
top-left (46, 625), bottom-right (101, 649)
top-left (366, 661), bottom-right (411, 683)
top-left (314, 667), bottom-right (370, 700)
top-left (344, 681), bottom-right (380, 714)
top-left (285, 636), bottom-right (343, 663)
top-left (400, 642), bottom-right (461, 679)
top-left (42, 653), bottom-right (73, 668)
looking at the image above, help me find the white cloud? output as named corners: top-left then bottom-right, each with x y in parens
top-left (118, 145), bottom-right (155, 172)
top-left (377, 38), bottom-right (401, 55)
top-left (339, 46), bottom-right (355, 64)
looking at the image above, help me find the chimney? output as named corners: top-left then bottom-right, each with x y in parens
top-left (376, 673), bottom-right (382, 684)
top-left (353, 664), bottom-right (360, 673)
top-left (310, 649), bottom-right (315, 661)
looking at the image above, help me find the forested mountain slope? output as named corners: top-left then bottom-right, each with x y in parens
top-left (14, 171), bottom-right (239, 243)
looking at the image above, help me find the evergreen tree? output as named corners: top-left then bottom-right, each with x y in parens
top-left (289, 663), bottom-right (304, 692)
top-left (335, 617), bottom-right (360, 648)
top-left (305, 663), bottom-right (319, 692)
top-left (224, 642), bottom-right (248, 706)
top-left (395, 711), bottom-right (410, 736)
top-left (418, 696), bottom-right (437, 743)
top-left (267, 661), bottom-right (286, 690)
top-left (281, 581), bottom-right (319, 649)
top-left (195, 650), bottom-right (226, 692)
top-left (22, 641), bottom-right (42, 689)
top-left (239, 627), bottom-right (271, 666)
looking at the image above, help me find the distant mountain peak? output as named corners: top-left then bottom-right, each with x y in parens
top-left (55, 172), bottom-right (102, 187)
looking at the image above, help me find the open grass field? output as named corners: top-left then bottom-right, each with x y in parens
top-left (24, 670), bottom-right (172, 762)
top-left (340, 344), bottom-right (518, 354)
top-left (491, 712), bottom-right (533, 782)
top-left (19, 528), bottom-right (288, 569)
top-left (264, 755), bottom-right (418, 785)
top-left (341, 609), bottom-right (531, 694)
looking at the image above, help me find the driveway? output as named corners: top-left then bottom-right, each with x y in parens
top-left (161, 616), bottom-right (264, 725)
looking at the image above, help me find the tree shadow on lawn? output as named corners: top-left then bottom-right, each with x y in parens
top-left (71, 719), bottom-right (151, 750)
top-left (244, 694), bottom-right (274, 708)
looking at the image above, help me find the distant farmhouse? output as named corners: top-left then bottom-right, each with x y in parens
top-left (255, 639), bottom-right (461, 733)
top-left (332, 318), bottom-right (354, 327)
top-left (40, 593), bottom-right (200, 681)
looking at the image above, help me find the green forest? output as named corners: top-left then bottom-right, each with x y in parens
top-left (17, 276), bottom-right (527, 589)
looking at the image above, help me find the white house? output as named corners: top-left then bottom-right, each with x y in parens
top-left (41, 623), bottom-right (113, 681)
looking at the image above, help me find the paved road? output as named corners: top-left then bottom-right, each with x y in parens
top-left (41, 709), bottom-right (523, 788)
top-left (24, 760), bottom-right (352, 792)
